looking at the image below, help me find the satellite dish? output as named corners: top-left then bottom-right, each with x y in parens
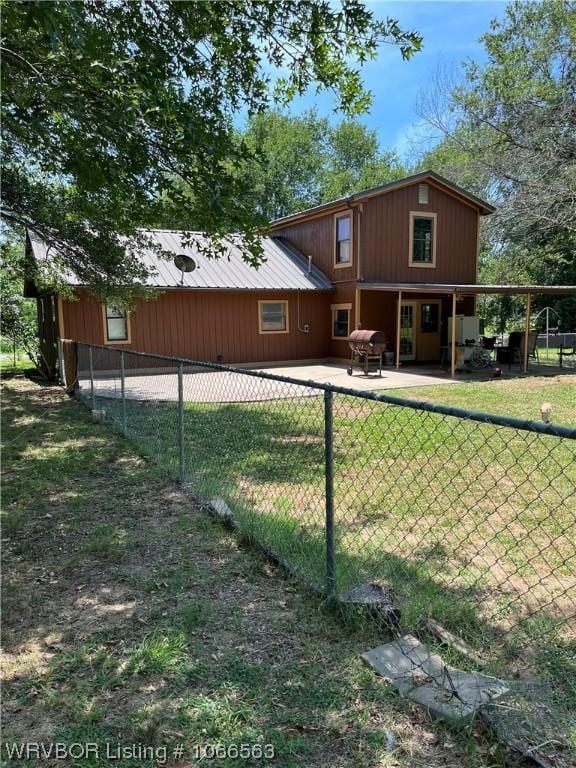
top-left (173, 254), bottom-right (197, 285)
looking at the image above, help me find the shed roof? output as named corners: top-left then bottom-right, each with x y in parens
top-left (27, 229), bottom-right (333, 292)
top-left (359, 282), bottom-right (576, 296)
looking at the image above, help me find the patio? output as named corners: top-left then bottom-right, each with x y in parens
top-left (79, 355), bottom-right (573, 405)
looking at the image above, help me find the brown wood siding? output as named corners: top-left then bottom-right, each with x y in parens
top-left (359, 291), bottom-right (397, 349)
top-left (328, 282), bottom-right (357, 359)
top-left (359, 184), bottom-right (479, 283)
top-left (273, 208), bottom-right (357, 282)
top-left (62, 289), bottom-right (333, 364)
top-left (274, 182), bottom-right (480, 286)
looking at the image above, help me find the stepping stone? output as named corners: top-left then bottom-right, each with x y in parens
top-left (362, 635), bottom-right (509, 721)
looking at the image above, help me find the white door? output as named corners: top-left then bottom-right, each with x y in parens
top-left (400, 302), bottom-right (417, 361)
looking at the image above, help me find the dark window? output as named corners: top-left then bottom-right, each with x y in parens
top-left (421, 303), bottom-right (439, 333)
top-left (412, 217), bottom-right (434, 264)
top-left (335, 215), bottom-right (351, 264)
top-left (106, 306), bottom-right (129, 341)
top-left (260, 301), bottom-right (288, 332)
top-left (332, 308), bottom-right (350, 338)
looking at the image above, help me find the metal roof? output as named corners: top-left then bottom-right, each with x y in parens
top-left (270, 171), bottom-right (495, 228)
top-left (359, 282), bottom-right (576, 296)
top-left (27, 229), bottom-right (333, 292)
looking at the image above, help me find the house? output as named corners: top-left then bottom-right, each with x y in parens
top-left (27, 171), bottom-right (496, 376)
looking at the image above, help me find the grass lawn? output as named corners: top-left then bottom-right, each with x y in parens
top-left (81, 371), bottom-right (575, 713)
top-left (0, 354), bottom-right (37, 375)
top-left (2, 376), bottom-right (516, 768)
top-left (391, 374), bottom-right (576, 426)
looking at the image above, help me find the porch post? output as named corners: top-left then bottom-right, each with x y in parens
top-left (451, 292), bottom-right (457, 379)
top-left (523, 293), bottom-right (532, 373)
top-left (395, 290), bottom-right (402, 369)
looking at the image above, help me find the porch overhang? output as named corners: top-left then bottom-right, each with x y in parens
top-left (358, 282), bottom-right (576, 296)
top-left (358, 282), bottom-right (576, 378)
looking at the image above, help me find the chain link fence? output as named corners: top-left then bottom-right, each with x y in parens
top-left (73, 341), bottom-right (575, 758)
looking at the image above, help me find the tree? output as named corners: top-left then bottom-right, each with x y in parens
top-left (417, 0), bottom-right (576, 329)
top-left (1, 1), bottom-right (421, 299)
top-left (234, 110), bottom-right (329, 221)
top-left (419, 0), bottom-right (575, 242)
top-left (320, 119), bottom-right (406, 201)
top-left (195, 111), bottom-right (407, 222)
top-left (0, 237), bottom-right (45, 369)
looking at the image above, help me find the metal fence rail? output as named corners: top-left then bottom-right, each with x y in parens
top-left (73, 341), bottom-right (576, 747)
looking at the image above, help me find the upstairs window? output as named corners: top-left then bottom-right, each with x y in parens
top-left (409, 212), bottom-right (436, 267)
top-left (334, 213), bottom-right (352, 266)
top-left (104, 305), bottom-right (130, 343)
top-left (259, 301), bottom-right (289, 333)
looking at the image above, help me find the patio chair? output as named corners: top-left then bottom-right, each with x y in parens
top-left (524, 333), bottom-right (540, 367)
top-left (496, 332), bottom-right (538, 369)
top-left (559, 342), bottom-right (576, 368)
top-left (496, 331), bottom-right (522, 368)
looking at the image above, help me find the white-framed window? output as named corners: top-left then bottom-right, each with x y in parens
top-left (334, 213), bottom-right (352, 267)
top-left (418, 183), bottom-right (429, 204)
top-left (409, 211), bottom-right (437, 268)
top-left (103, 305), bottom-right (131, 343)
top-left (258, 300), bottom-right (289, 334)
top-left (331, 303), bottom-right (352, 339)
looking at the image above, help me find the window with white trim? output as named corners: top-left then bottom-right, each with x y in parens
top-left (331, 304), bottom-right (351, 339)
top-left (334, 213), bottom-right (352, 265)
top-left (259, 301), bottom-right (288, 333)
top-left (409, 212), bottom-right (436, 267)
top-left (105, 305), bottom-right (129, 341)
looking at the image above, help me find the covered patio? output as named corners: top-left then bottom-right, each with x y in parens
top-left (358, 282), bottom-right (576, 379)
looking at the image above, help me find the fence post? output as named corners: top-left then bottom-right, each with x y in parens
top-left (89, 345), bottom-right (95, 409)
top-left (120, 351), bottom-right (127, 436)
top-left (324, 389), bottom-right (336, 600)
top-left (177, 362), bottom-right (185, 485)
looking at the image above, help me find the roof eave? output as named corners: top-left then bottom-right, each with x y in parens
top-left (269, 171), bottom-right (495, 229)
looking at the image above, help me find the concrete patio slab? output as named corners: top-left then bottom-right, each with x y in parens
top-left (79, 363), bottom-right (459, 404)
top-left (255, 363), bottom-right (456, 392)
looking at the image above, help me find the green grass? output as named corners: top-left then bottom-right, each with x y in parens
top-left (82, 524), bottom-right (131, 560)
top-left (86, 373), bottom-right (576, 684)
top-left (391, 375), bottom-right (576, 425)
top-left (0, 356), bottom-right (36, 375)
top-left (3, 374), bottom-right (519, 767)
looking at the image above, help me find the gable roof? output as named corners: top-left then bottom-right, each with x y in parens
top-left (27, 229), bottom-right (333, 292)
top-left (270, 171), bottom-right (495, 228)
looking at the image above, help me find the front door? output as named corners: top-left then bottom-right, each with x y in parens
top-left (399, 302), bottom-right (416, 361)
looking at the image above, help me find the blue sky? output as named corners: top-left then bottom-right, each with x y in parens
top-left (287, 0), bottom-right (509, 161)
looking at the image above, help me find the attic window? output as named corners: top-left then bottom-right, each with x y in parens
top-left (418, 184), bottom-right (429, 204)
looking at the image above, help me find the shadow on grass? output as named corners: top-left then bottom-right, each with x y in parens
top-left (95, 395), bottom-right (328, 488)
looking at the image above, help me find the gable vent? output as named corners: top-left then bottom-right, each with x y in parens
top-left (418, 183), bottom-right (429, 204)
